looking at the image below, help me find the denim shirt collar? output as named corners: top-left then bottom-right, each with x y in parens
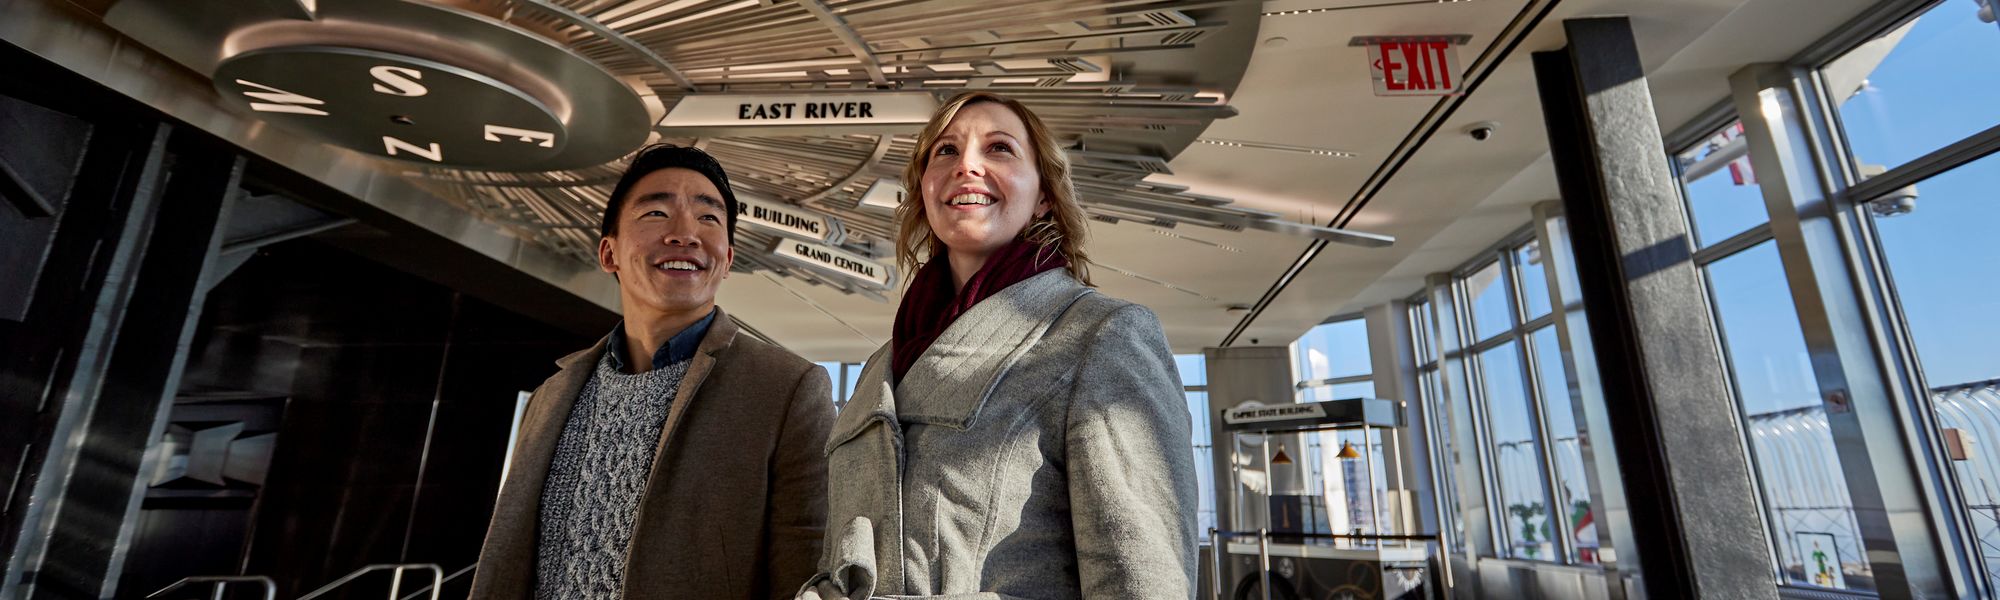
top-left (607, 307), bottom-right (717, 372)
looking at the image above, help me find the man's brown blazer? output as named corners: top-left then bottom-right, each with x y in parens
top-left (468, 307), bottom-right (834, 599)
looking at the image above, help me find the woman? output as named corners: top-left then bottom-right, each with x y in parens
top-left (799, 91), bottom-right (1198, 599)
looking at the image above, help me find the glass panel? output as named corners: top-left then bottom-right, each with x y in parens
top-left (1178, 353), bottom-right (1215, 535)
top-left (843, 363), bottom-right (863, 400)
top-left (1516, 241), bottom-right (1553, 321)
top-left (1708, 241), bottom-right (1872, 590)
top-left (1176, 354), bottom-right (1208, 387)
top-left (1421, 367), bottom-right (1465, 553)
top-left (816, 362), bottom-right (843, 404)
top-left (1531, 326), bottom-right (1593, 564)
top-left (1303, 381), bottom-right (1377, 402)
top-left (1867, 153), bottom-right (2000, 586)
top-left (1410, 299), bottom-right (1437, 365)
top-left (1293, 318), bottom-right (1372, 382)
top-left (1465, 261), bottom-right (1514, 342)
top-left (1826, 6), bottom-right (2000, 173)
top-left (1676, 120), bottom-right (1769, 247)
top-left (1186, 390), bottom-right (1216, 536)
top-left (1545, 214), bottom-right (1583, 306)
top-left (1479, 342), bottom-right (1555, 561)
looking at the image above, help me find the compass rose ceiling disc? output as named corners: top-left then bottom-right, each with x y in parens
top-left (213, 46), bottom-right (570, 170)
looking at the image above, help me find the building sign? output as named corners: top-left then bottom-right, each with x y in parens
top-left (1350, 35), bottom-right (1471, 97)
top-left (770, 239), bottom-right (895, 288)
top-left (660, 92), bottom-right (938, 128)
top-left (735, 196), bottom-right (843, 244)
top-left (1223, 403), bottom-right (1328, 425)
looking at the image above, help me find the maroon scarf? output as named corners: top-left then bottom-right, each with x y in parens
top-left (891, 238), bottom-right (1068, 382)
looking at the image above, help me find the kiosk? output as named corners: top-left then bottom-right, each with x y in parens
top-left (1210, 398), bottom-right (1435, 600)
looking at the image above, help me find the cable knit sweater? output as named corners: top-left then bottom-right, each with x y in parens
top-left (534, 353), bottom-right (690, 599)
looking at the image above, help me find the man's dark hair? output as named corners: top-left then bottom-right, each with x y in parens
top-left (601, 144), bottom-right (739, 243)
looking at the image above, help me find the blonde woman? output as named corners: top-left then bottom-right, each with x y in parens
top-left (799, 92), bottom-right (1197, 599)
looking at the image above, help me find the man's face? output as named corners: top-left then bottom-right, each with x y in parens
top-left (598, 167), bottom-right (734, 318)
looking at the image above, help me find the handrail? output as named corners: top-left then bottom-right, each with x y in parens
top-left (394, 563), bottom-right (476, 600)
top-left (296, 563), bottom-right (443, 600)
top-left (146, 575), bottom-right (276, 600)
top-left (1212, 530), bottom-right (1442, 542)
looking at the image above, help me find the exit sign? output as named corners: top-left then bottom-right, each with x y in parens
top-left (1351, 35), bottom-right (1472, 97)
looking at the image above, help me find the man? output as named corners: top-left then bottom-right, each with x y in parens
top-left (469, 144), bottom-right (834, 599)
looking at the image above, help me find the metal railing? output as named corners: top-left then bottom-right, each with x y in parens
top-left (147, 575), bottom-right (277, 600)
top-left (394, 563), bottom-right (476, 600)
top-left (1209, 528), bottom-right (1443, 600)
top-left (296, 564), bottom-right (443, 600)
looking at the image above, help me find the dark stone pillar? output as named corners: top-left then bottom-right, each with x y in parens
top-left (1532, 17), bottom-right (1779, 599)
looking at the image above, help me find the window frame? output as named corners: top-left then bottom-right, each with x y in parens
top-left (1444, 225), bottom-right (1583, 564)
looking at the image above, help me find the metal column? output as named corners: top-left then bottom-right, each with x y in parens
top-left (1532, 17), bottom-right (1778, 599)
top-left (1730, 62), bottom-right (1970, 598)
top-left (10, 131), bottom-right (244, 599)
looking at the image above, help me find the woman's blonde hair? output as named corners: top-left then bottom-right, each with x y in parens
top-left (896, 91), bottom-right (1092, 286)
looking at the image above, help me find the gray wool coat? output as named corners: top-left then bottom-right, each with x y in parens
top-left (799, 270), bottom-right (1199, 600)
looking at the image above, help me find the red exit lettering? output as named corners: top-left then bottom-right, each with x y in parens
top-left (1377, 41), bottom-right (1455, 92)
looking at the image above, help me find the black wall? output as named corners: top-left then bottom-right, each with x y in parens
top-left (119, 240), bottom-right (590, 599)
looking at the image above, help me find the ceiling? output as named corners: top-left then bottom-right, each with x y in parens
top-left (7, 0), bottom-right (1895, 360)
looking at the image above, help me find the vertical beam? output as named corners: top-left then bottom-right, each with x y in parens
top-left (1730, 63), bottom-right (1967, 598)
top-left (1365, 301), bottom-right (1435, 537)
top-left (3, 122), bottom-right (173, 600)
top-left (1532, 17), bottom-right (1778, 599)
top-left (1424, 272), bottom-right (1492, 597)
top-left (1203, 346), bottom-right (1300, 535)
top-left (29, 134), bottom-right (242, 599)
top-left (1532, 200), bottom-right (1635, 599)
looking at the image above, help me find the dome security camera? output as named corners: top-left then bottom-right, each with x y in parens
top-left (1464, 121), bottom-right (1499, 142)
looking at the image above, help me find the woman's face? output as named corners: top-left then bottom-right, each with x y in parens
top-left (920, 102), bottom-right (1050, 267)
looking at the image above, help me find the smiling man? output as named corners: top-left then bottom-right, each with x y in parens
top-left (469, 144), bottom-right (834, 600)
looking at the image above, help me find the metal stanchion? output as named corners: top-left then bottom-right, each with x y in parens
top-left (1210, 528), bottom-right (1225, 600)
top-left (1257, 528), bottom-right (1272, 600)
top-left (388, 565), bottom-right (405, 600)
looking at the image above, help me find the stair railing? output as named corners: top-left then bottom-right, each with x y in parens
top-left (295, 563), bottom-right (443, 600)
top-left (145, 575), bottom-right (277, 600)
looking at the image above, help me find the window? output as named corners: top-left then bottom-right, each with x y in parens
top-left (1411, 297), bottom-right (1466, 554)
top-left (1288, 319), bottom-right (1386, 535)
top-left (1423, 233), bottom-right (1597, 564)
top-left (1868, 155), bottom-right (2000, 586)
top-left (1465, 261), bottom-right (1513, 342)
top-left (1178, 353), bottom-right (1217, 536)
top-left (1823, 3), bottom-right (2000, 587)
top-left (1674, 120), bottom-right (1768, 247)
top-left (1674, 116), bottom-right (1875, 589)
top-left (1531, 325), bottom-right (1593, 563)
top-left (819, 361), bottom-right (865, 410)
top-left (1477, 341), bottom-right (1555, 561)
top-left (1826, 6), bottom-right (2000, 173)
top-left (1708, 242), bottom-right (1870, 590)
top-left (1292, 317), bottom-right (1375, 401)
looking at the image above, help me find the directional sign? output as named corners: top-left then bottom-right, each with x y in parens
top-left (735, 196), bottom-right (843, 244)
top-left (660, 92), bottom-right (938, 135)
top-left (1350, 35), bottom-right (1472, 97)
top-left (769, 238), bottom-right (896, 288)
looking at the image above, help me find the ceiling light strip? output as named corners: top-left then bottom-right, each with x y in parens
top-left (1263, 0), bottom-right (1469, 17)
top-left (1096, 263), bottom-right (1222, 302)
top-left (1196, 137), bottom-right (1356, 158)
